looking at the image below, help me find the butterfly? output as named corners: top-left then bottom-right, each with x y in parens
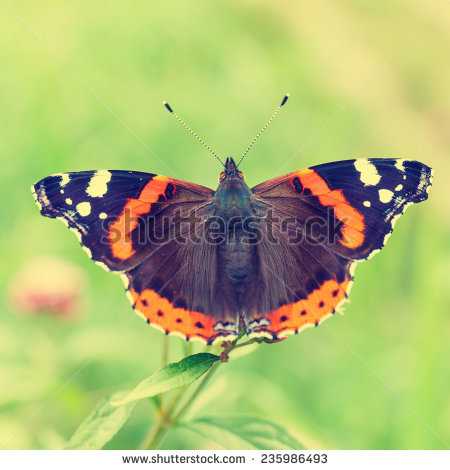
top-left (31, 96), bottom-right (433, 345)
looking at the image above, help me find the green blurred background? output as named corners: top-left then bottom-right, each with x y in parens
top-left (1, 0), bottom-right (449, 450)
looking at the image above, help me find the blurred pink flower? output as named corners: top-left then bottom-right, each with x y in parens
top-left (8, 256), bottom-right (85, 317)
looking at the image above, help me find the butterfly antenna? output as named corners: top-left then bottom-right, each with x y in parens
top-left (163, 101), bottom-right (225, 167)
top-left (236, 93), bottom-right (290, 168)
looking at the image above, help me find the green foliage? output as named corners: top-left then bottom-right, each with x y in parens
top-left (66, 391), bottom-right (136, 450)
top-left (111, 353), bottom-right (219, 406)
top-left (179, 416), bottom-right (305, 450)
top-left (64, 348), bottom-right (307, 450)
top-left (66, 353), bottom-right (221, 449)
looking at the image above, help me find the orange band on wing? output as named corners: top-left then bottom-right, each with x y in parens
top-left (109, 176), bottom-right (173, 259)
top-left (127, 287), bottom-right (235, 343)
top-left (297, 169), bottom-right (365, 248)
top-left (251, 277), bottom-right (351, 338)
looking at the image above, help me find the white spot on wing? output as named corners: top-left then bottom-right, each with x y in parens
top-left (65, 198), bottom-right (72, 205)
top-left (76, 201), bottom-right (91, 216)
top-left (99, 212), bottom-right (107, 219)
top-left (395, 184), bottom-right (403, 191)
top-left (354, 159), bottom-right (381, 186)
top-left (363, 200), bottom-right (371, 207)
top-left (86, 170), bottom-right (112, 198)
top-left (60, 174), bottom-right (70, 187)
top-left (379, 189), bottom-right (393, 203)
top-left (394, 159), bottom-right (406, 172)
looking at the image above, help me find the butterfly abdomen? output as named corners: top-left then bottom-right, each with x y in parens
top-left (219, 238), bottom-right (256, 283)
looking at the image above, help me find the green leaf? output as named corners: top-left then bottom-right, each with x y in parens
top-left (66, 391), bottom-right (136, 450)
top-left (179, 415), bottom-right (306, 450)
top-left (111, 353), bottom-right (219, 407)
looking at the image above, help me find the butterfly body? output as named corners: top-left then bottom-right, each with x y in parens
top-left (212, 158), bottom-right (260, 308)
top-left (32, 157), bottom-right (433, 344)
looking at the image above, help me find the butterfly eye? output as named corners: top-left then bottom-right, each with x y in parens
top-left (219, 172), bottom-right (226, 182)
top-left (238, 171), bottom-right (245, 180)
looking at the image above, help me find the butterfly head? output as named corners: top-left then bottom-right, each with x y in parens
top-left (219, 157), bottom-right (245, 183)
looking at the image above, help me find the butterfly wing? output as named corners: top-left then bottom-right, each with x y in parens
top-left (245, 158), bottom-right (433, 339)
top-left (33, 170), bottom-right (239, 343)
top-left (32, 170), bottom-right (214, 271)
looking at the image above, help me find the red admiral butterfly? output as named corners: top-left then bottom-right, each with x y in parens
top-left (32, 95), bottom-right (433, 345)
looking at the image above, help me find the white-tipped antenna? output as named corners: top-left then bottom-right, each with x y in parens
top-left (236, 93), bottom-right (290, 168)
top-left (163, 101), bottom-right (225, 166)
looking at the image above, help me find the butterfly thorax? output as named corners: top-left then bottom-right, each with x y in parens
top-left (214, 157), bottom-right (256, 219)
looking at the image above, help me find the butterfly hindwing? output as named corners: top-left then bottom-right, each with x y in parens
top-left (243, 221), bottom-right (354, 338)
top-left (124, 224), bottom-right (241, 344)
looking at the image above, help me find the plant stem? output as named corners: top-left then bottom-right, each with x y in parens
top-left (162, 335), bottom-right (169, 366)
top-left (158, 336), bottom-right (170, 412)
top-left (142, 413), bottom-right (167, 450)
top-left (232, 338), bottom-right (259, 350)
top-left (165, 386), bottom-right (188, 417)
top-left (141, 335), bottom-right (251, 449)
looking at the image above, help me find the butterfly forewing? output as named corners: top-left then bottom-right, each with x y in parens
top-left (33, 170), bottom-right (214, 271)
top-left (252, 158), bottom-right (433, 260)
